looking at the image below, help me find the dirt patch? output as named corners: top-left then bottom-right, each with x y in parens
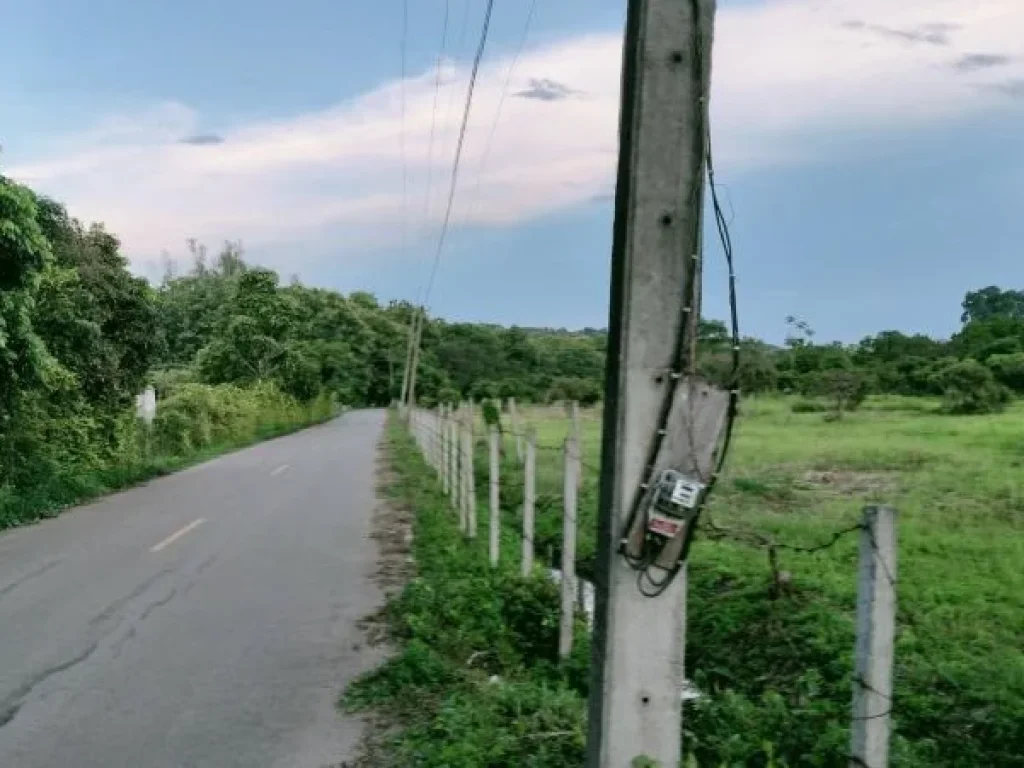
top-left (369, 499), bottom-right (414, 592)
top-left (362, 448), bottom-right (414, 630)
top-left (799, 469), bottom-right (898, 496)
top-left (341, 436), bottom-right (414, 767)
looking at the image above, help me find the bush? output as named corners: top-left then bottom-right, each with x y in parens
top-left (931, 359), bottom-right (1012, 414)
top-left (481, 399), bottom-right (502, 431)
top-left (790, 398), bottom-right (829, 414)
top-left (803, 368), bottom-right (870, 418)
top-left (547, 377), bottom-right (601, 407)
top-left (986, 352), bottom-right (1024, 393)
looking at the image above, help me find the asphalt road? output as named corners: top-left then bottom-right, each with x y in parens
top-left (0, 409), bottom-right (386, 768)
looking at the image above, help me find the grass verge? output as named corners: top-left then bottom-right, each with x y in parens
top-left (342, 413), bottom-right (590, 767)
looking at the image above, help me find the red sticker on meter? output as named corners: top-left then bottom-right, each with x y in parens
top-left (648, 516), bottom-right (683, 537)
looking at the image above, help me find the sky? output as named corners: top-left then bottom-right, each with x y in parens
top-left (2, 0), bottom-right (1023, 344)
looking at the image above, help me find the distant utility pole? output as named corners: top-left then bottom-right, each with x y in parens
top-left (586, 1), bottom-right (717, 766)
top-left (398, 310), bottom-right (418, 407)
top-left (406, 308), bottom-right (425, 408)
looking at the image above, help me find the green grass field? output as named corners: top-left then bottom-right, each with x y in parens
top-left (495, 396), bottom-right (1024, 765)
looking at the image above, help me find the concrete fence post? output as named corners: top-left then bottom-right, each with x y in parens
top-left (522, 428), bottom-right (536, 577)
top-left (448, 405), bottom-right (458, 508)
top-left (559, 434), bottom-right (579, 659)
top-left (459, 416), bottom-right (469, 534)
top-left (509, 397), bottom-right (523, 463)
top-left (489, 426), bottom-right (501, 567)
top-left (851, 506), bottom-right (898, 768)
top-left (440, 405), bottom-right (449, 495)
top-left (465, 415), bottom-right (477, 539)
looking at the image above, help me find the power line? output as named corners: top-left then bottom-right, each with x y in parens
top-left (421, 0), bottom-right (451, 233)
top-left (434, 0), bottom-right (474, 218)
top-left (422, 0), bottom-right (497, 308)
top-left (465, 0), bottom-right (540, 221)
top-left (405, 0), bottom-right (496, 407)
top-left (397, 0), bottom-right (413, 405)
top-left (399, 0), bottom-right (410, 266)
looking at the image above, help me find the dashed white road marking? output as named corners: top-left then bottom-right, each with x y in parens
top-left (150, 519), bottom-right (206, 553)
top-left (270, 464), bottom-right (290, 477)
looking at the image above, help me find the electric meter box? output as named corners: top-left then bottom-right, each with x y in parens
top-left (646, 470), bottom-right (706, 539)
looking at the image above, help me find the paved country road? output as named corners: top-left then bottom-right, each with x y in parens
top-left (0, 410), bottom-right (386, 768)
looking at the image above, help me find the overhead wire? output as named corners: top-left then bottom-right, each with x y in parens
top-left (421, 0), bottom-right (452, 232)
top-left (464, 0), bottom-right (540, 221)
top-left (404, 0), bottom-right (496, 406)
top-left (397, 0), bottom-right (415, 403)
top-left (399, 0), bottom-right (410, 274)
top-left (422, 0), bottom-right (497, 309)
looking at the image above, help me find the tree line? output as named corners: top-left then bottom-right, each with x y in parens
top-left (3, 173), bottom-right (1021, 519)
top-left (701, 285), bottom-right (1024, 415)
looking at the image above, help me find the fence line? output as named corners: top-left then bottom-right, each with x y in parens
top-left (404, 401), bottom-right (901, 762)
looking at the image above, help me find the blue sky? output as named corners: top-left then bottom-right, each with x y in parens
top-left (3, 0), bottom-right (1023, 343)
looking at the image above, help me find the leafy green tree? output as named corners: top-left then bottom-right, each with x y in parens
top-left (953, 317), bottom-right (1024, 361)
top-left (0, 178), bottom-right (53, 421)
top-left (32, 207), bottom-right (159, 410)
top-left (961, 286), bottom-right (1024, 324)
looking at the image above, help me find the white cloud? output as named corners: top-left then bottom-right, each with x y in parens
top-left (4, 0), bottom-right (1023, 277)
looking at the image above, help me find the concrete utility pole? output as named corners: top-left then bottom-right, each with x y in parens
top-left (398, 311), bottom-right (417, 407)
top-left (586, 1), bottom-right (717, 766)
top-left (406, 309), bottom-right (425, 408)
top-left (850, 506), bottom-right (898, 768)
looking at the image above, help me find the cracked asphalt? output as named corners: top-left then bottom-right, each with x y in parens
top-left (0, 410), bottom-right (385, 767)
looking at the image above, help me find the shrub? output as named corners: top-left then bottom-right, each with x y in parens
top-left (791, 398), bottom-right (829, 414)
top-left (481, 399), bottom-right (502, 431)
top-left (931, 359), bottom-right (1012, 414)
top-left (803, 368), bottom-right (870, 418)
top-left (986, 352), bottom-right (1024, 393)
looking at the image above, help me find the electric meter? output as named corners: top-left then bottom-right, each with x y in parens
top-left (646, 469), bottom-right (706, 539)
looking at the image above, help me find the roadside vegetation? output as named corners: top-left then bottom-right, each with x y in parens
top-left (343, 415), bottom-right (590, 766)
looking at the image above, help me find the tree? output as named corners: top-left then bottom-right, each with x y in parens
top-left (0, 178), bottom-right (53, 419)
top-left (811, 369), bottom-right (870, 418)
top-left (952, 317), bottom-right (1024, 362)
top-left (32, 211), bottom-right (159, 410)
top-left (961, 286), bottom-right (1024, 324)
